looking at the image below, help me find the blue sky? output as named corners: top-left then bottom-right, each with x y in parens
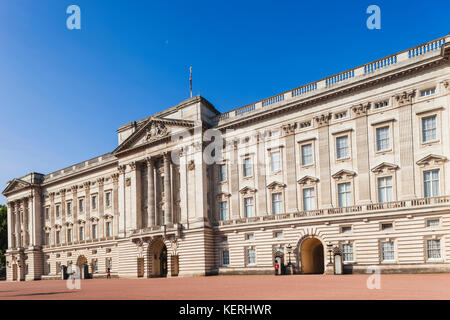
top-left (0, 0), bottom-right (449, 204)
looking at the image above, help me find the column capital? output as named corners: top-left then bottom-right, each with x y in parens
top-left (352, 102), bottom-right (371, 117)
top-left (71, 185), bottom-right (78, 193)
top-left (395, 89), bottom-right (416, 106)
top-left (97, 177), bottom-right (105, 187)
top-left (314, 113), bottom-right (332, 127)
top-left (111, 173), bottom-right (120, 183)
top-left (83, 181), bottom-right (91, 190)
top-left (118, 164), bottom-right (126, 174)
top-left (145, 157), bottom-right (154, 167)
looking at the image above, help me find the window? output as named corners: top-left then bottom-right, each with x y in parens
top-left (274, 231), bottom-right (283, 238)
top-left (220, 201), bottom-right (228, 221)
top-left (219, 164), bottom-right (227, 182)
top-left (271, 151), bottom-right (281, 172)
top-left (243, 158), bottom-right (252, 177)
top-left (105, 192), bottom-right (111, 207)
top-left (303, 188), bottom-right (315, 211)
top-left (92, 224), bottom-right (98, 239)
top-left (381, 223), bottom-right (393, 231)
top-left (376, 127), bottom-right (390, 151)
top-left (79, 226), bottom-right (85, 240)
top-left (374, 100), bottom-right (389, 109)
top-left (247, 248), bottom-right (256, 265)
top-left (106, 258), bottom-right (113, 270)
top-left (92, 196), bottom-right (97, 210)
top-left (221, 236), bottom-right (228, 243)
top-left (246, 234), bottom-right (254, 240)
top-left (66, 202), bottom-right (72, 216)
top-left (45, 207), bottom-right (49, 220)
top-left (422, 116), bottom-right (437, 143)
top-left (427, 219), bottom-right (439, 227)
top-left (56, 262), bottom-right (61, 274)
top-left (338, 183), bottom-right (352, 207)
top-left (336, 136), bottom-right (349, 159)
top-left (342, 243), bottom-right (353, 262)
top-left (56, 231), bottom-right (61, 244)
top-left (424, 170), bottom-right (440, 197)
top-left (45, 233), bottom-right (50, 245)
top-left (79, 199), bottom-right (84, 213)
top-left (269, 130), bottom-right (280, 137)
top-left (106, 222), bottom-right (112, 237)
top-left (427, 239), bottom-right (441, 259)
top-left (67, 229), bottom-right (72, 243)
top-left (222, 250), bottom-right (230, 266)
top-left (301, 144), bottom-right (313, 166)
top-left (420, 88), bottom-right (436, 97)
top-left (56, 205), bottom-right (60, 218)
top-left (272, 193), bottom-right (283, 214)
top-left (244, 197), bottom-right (254, 217)
top-left (378, 177), bottom-right (393, 203)
top-left (341, 226), bottom-right (352, 233)
top-left (381, 241), bottom-right (395, 261)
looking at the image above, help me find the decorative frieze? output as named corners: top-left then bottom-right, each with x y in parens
top-left (395, 90), bottom-right (416, 106)
top-left (314, 113), bottom-right (332, 127)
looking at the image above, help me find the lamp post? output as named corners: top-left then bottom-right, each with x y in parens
top-left (286, 244), bottom-right (293, 275)
top-left (327, 242), bottom-right (333, 265)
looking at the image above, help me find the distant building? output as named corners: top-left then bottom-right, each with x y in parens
top-left (3, 34), bottom-right (450, 280)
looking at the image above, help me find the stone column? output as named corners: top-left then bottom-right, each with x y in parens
top-left (283, 123), bottom-right (298, 213)
top-left (230, 139), bottom-right (240, 218)
top-left (7, 202), bottom-right (14, 249)
top-left (98, 178), bottom-right (105, 238)
top-left (352, 103), bottom-right (372, 204)
top-left (60, 189), bottom-right (66, 244)
top-left (22, 198), bottom-right (29, 247)
top-left (15, 202), bottom-right (22, 248)
top-left (71, 186), bottom-right (78, 242)
top-left (146, 157), bottom-right (155, 227)
top-left (163, 153), bottom-right (172, 225)
top-left (129, 161), bottom-right (142, 230)
top-left (315, 113), bottom-right (333, 208)
top-left (49, 193), bottom-right (55, 245)
top-left (256, 132), bottom-right (268, 215)
top-left (84, 182), bottom-right (91, 239)
top-left (396, 91), bottom-right (417, 199)
top-left (111, 173), bottom-right (119, 236)
top-left (179, 148), bottom-right (188, 226)
top-left (118, 165), bottom-right (127, 237)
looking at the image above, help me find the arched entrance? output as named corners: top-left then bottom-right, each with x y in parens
top-left (76, 255), bottom-right (87, 267)
top-left (300, 237), bottom-right (325, 274)
top-left (149, 239), bottom-right (168, 277)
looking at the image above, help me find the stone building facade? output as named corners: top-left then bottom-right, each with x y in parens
top-left (3, 34), bottom-right (450, 280)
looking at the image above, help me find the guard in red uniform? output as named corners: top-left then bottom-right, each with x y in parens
top-left (274, 262), bottom-right (280, 275)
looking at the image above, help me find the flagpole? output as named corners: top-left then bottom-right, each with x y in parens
top-left (189, 66), bottom-right (192, 98)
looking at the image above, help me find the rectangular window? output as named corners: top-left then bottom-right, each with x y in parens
top-left (66, 202), bottom-right (72, 216)
top-left (106, 222), bottom-right (112, 237)
top-left (243, 158), bottom-right (252, 177)
top-left (424, 170), bottom-right (440, 198)
top-left (105, 192), bottom-right (111, 207)
top-left (303, 188), bottom-right (315, 211)
top-left (338, 183), bottom-right (352, 207)
top-left (92, 224), bottom-right (98, 239)
top-left (219, 164), bottom-right (227, 182)
top-left (378, 177), bottom-right (393, 203)
top-left (336, 136), bottom-right (349, 159)
top-left (420, 88), bottom-right (436, 97)
top-left (79, 199), bottom-right (84, 213)
top-left (427, 219), bottom-right (439, 227)
top-left (272, 193), bottom-right (283, 214)
top-left (67, 229), bottom-right (72, 243)
top-left (79, 226), bottom-right (85, 241)
top-left (222, 250), bottom-right (230, 266)
top-left (246, 233), bottom-right (254, 240)
top-left (56, 231), bottom-right (61, 244)
top-left (427, 239), bottom-right (441, 259)
top-left (271, 151), bottom-right (281, 172)
top-left (161, 177), bottom-right (165, 192)
top-left (341, 226), bottom-right (352, 233)
top-left (381, 241), bottom-right (395, 261)
top-left (220, 201), bottom-right (228, 221)
top-left (376, 126), bottom-right (390, 151)
top-left (301, 144), bottom-right (313, 165)
top-left (274, 231), bottom-right (283, 238)
top-left (92, 196), bottom-right (97, 210)
top-left (244, 197), bottom-right (254, 217)
top-left (422, 116), bottom-right (437, 143)
top-left (162, 210), bottom-right (165, 225)
top-left (342, 243), bottom-right (353, 262)
top-left (56, 205), bottom-right (60, 218)
top-left (247, 248), bottom-right (256, 265)
top-left (381, 223), bottom-right (393, 231)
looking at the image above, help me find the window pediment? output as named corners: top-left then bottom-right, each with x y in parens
top-left (216, 192), bottom-right (231, 200)
top-left (332, 169), bottom-right (356, 180)
top-left (297, 176), bottom-right (319, 186)
top-left (371, 162), bottom-right (399, 174)
top-left (416, 154), bottom-right (447, 167)
top-left (239, 186), bottom-right (257, 195)
top-left (266, 181), bottom-right (286, 191)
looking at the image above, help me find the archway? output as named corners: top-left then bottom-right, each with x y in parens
top-left (300, 238), bottom-right (324, 274)
top-left (149, 239), bottom-right (168, 277)
top-left (76, 255), bottom-right (87, 267)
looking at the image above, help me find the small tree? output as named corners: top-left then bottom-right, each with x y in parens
top-left (0, 205), bottom-right (7, 267)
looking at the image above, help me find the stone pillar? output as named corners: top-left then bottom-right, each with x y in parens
top-left (130, 161), bottom-right (142, 230)
top-left (98, 178), bottom-right (105, 237)
top-left (315, 113), bottom-right (333, 208)
top-left (230, 139), bottom-right (240, 218)
top-left (84, 182), bottom-right (91, 239)
top-left (256, 132), bottom-right (268, 215)
top-left (15, 202), bottom-right (22, 248)
top-left (22, 198), bottom-right (29, 247)
top-left (163, 153), bottom-right (172, 225)
top-left (179, 148), bottom-right (188, 226)
top-left (283, 124), bottom-right (298, 213)
top-left (72, 186), bottom-right (78, 242)
top-left (49, 193), bottom-right (55, 245)
top-left (146, 157), bottom-right (155, 227)
top-left (111, 173), bottom-right (120, 236)
top-left (118, 165), bottom-right (127, 237)
top-left (60, 189), bottom-right (66, 244)
top-left (396, 91), bottom-right (417, 199)
top-left (352, 103), bottom-right (372, 204)
top-left (7, 202), bottom-right (14, 249)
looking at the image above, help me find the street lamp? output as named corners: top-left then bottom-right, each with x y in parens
top-left (327, 242), bottom-right (333, 265)
top-left (286, 244), bottom-right (292, 265)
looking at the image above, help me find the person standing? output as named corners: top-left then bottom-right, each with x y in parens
top-left (106, 268), bottom-right (111, 279)
top-left (274, 261), bottom-right (279, 275)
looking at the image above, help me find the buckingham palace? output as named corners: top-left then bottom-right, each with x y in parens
top-left (3, 33), bottom-right (450, 281)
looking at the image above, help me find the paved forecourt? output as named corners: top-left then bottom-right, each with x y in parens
top-left (1, 274), bottom-right (450, 300)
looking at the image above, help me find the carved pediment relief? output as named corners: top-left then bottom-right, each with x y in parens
top-left (332, 169), bottom-right (356, 180)
top-left (266, 181), bottom-right (286, 192)
top-left (416, 154), bottom-right (447, 167)
top-left (2, 179), bottom-right (31, 196)
top-left (297, 175), bottom-right (319, 186)
top-left (239, 186), bottom-right (257, 195)
top-left (371, 162), bottom-right (399, 174)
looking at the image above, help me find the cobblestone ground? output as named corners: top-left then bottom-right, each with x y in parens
top-left (0, 274), bottom-right (450, 300)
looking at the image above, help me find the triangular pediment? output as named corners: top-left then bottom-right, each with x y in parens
top-left (113, 117), bottom-right (195, 155)
top-left (239, 186), bottom-right (257, 195)
top-left (416, 154), bottom-right (447, 167)
top-left (332, 169), bottom-right (356, 180)
top-left (2, 178), bottom-right (31, 196)
top-left (371, 162), bottom-right (399, 174)
top-left (297, 175), bottom-right (319, 185)
top-left (266, 181), bottom-right (286, 190)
